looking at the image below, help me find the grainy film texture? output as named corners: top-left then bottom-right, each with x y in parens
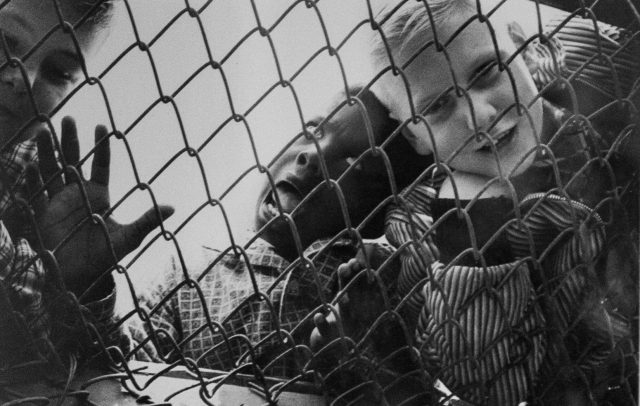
top-left (0, 0), bottom-right (638, 405)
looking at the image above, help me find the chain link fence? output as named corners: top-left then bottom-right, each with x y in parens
top-left (0, 0), bottom-right (638, 404)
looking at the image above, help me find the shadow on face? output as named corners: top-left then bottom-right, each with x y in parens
top-left (254, 87), bottom-right (430, 259)
top-left (0, 0), bottom-right (109, 148)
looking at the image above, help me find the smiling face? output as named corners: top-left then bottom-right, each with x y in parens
top-left (386, 11), bottom-right (543, 179)
top-left (0, 0), bottom-right (105, 147)
top-left (254, 90), bottom-right (401, 258)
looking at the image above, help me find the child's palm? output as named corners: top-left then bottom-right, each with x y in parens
top-left (30, 117), bottom-right (173, 297)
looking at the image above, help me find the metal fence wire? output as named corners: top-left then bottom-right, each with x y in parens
top-left (0, 0), bottom-right (638, 405)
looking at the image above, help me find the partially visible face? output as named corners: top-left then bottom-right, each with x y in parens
top-left (0, 0), bottom-right (103, 147)
top-left (254, 92), bottom-right (394, 257)
top-left (388, 11), bottom-right (543, 178)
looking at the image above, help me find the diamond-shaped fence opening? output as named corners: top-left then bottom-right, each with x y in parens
top-left (0, 0), bottom-right (637, 405)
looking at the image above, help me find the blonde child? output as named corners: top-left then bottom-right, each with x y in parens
top-left (371, 1), bottom-right (635, 404)
top-left (310, 1), bottom-right (636, 404)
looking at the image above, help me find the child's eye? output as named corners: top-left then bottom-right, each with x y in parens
top-left (469, 59), bottom-right (501, 88)
top-left (0, 32), bottom-right (20, 55)
top-left (40, 60), bottom-right (78, 85)
top-left (424, 94), bottom-right (452, 116)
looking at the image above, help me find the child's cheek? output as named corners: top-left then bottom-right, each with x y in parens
top-left (513, 64), bottom-right (544, 134)
top-left (512, 56), bottom-right (541, 105)
top-left (31, 81), bottom-right (65, 115)
top-left (527, 97), bottom-right (544, 142)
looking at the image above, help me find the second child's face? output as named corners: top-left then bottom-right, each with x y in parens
top-left (0, 0), bottom-right (102, 147)
top-left (254, 93), bottom-right (393, 257)
top-left (392, 13), bottom-right (543, 179)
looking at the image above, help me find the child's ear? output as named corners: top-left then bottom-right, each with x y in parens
top-left (507, 19), bottom-right (567, 93)
top-left (506, 21), bottom-right (528, 49)
top-left (506, 21), bottom-right (541, 77)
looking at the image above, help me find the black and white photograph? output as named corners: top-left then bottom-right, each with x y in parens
top-left (0, 0), bottom-right (638, 404)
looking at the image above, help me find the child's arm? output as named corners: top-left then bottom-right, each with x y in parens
top-left (307, 247), bottom-right (385, 401)
top-left (0, 118), bottom-right (175, 367)
top-left (507, 194), bottom-right (632, 398)
top-left (384, 182), bottom-right (441, 328)
top-left (309, 243), bottom-right (429, 403)
top-left (385, 183), bottom-right (548, 405)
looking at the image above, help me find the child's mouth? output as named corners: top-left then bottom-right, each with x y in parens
top-left (264, 182), bottom-right (302, 218)
top-left (477, 126), bottom-right (517, 152)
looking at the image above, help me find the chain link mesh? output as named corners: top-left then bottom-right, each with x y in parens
top-left (0, 0), bottom-right (638, 404)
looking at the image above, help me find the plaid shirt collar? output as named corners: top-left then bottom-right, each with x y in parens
top-left (0, 139), bottom-right (38, 216)
top-left (228, 237), bottom-right (353, 274)
top-left (303, 237), bottom-right (354, 257)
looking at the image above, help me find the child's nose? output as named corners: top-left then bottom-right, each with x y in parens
top-left (0, 63), bottom-right (34, 95)
top-left (296, 148), bottom-right (321, 176)
top-left (463, 93), bottom-right (498, 132)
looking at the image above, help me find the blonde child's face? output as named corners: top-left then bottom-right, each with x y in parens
top-left (0, 0), bottom-right (103, 147)
top-left (390, 13), bottom-right (543, 179)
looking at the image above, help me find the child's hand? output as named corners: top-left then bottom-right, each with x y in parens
top-left (28, 117), bottom-right (174, 298)
top-left (309, 245), bottom-right (420, 402)
top-left (309, 245), bottom-right (385, 357)
top-left (309, 309), bottom-right (341, 353)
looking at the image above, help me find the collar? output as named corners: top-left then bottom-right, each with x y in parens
top-left (203, 237), bottom-right (357, 276)
top-left (201, 239), bottom-right (290, 273)
top-left (302, 237), bottom-right (355, 257)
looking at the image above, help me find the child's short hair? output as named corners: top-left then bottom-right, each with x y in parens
top-left (69, 0), bottom-right (118, 30)
top-left (369, 0), bottom-right (483, 114)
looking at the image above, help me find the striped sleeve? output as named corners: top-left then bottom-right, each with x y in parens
top-left (548, 16), bottom-right (640, 102)
top-left (415, 261), bottom-right (546, 406)
top-left (506, 195), bottom-right (603, 333)
top-left (384, 182), bottom-right (441, 327)
top-left (506, 194), bottom-right (627, 376)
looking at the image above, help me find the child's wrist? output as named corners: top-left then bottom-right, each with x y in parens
top-left (67, 274), bottom-right (114, 303)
